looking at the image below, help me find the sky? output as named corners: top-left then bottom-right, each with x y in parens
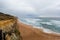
top-left (0, 0), bottom-right (60, 18)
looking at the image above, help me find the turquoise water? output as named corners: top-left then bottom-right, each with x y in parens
top-left (20, 18), bottom-right (60, 33)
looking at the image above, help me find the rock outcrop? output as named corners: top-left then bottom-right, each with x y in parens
top-left (0, 12), bottom-right (21, 40)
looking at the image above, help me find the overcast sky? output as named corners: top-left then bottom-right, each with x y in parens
top-left (0, 0), bottom-right (60, 18)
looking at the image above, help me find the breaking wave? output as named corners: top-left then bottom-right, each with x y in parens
top-left (20, 18), bottom-right (60, 34)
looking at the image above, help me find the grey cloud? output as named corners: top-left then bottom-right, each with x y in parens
top-left (0, 0), bottom-right (60, 17)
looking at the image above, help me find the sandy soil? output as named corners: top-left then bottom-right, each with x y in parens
top-left (17, 21), bottom-right (60, 40)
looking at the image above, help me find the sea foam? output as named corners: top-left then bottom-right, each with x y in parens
top-left (20, 18), bottom-right (60, 34)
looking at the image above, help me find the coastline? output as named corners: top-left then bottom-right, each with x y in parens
top-left (18, 20), bottom-right (60, 40)
top-left (19, 20), bottom-right (60, 35)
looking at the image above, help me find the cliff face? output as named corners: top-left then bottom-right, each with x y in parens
top-left (0, 12), bottom-right (21, 40)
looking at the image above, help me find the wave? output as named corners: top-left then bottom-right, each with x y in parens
top-left (32, 26), bottom-right (60, 34)
top-left (50, 20), bottom-right (60, 27)
top-left (40, 22), bottom-right (52, 25)
top-left (20, 18), bottom-right (60, 34)
top-left (20, 18), bottom-right (42, 26)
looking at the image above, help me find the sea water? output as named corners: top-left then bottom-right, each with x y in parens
top-left (20, 17), bottom-right (60, 33)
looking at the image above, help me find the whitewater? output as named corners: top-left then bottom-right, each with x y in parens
top-left (20, 18), bottom-right (60, 34)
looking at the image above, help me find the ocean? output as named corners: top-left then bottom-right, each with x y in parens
top-left (20, 17), bottom-right (60, 33)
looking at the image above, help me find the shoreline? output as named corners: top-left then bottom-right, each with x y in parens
top-left (18, 20), bottom-right (60, 40)
top-left (19, 20), bottom-right (60, 35)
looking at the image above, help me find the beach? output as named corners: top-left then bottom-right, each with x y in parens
top-left (17, 21), bottom-right (60, 40)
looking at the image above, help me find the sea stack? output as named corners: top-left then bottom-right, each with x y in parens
top-left (0, 12), bottom-right (21, 40)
